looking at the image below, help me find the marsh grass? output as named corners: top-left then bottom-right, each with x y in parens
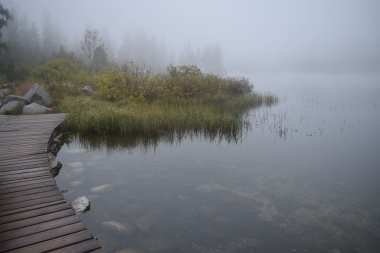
top-left (55, 92), bottom-right (277, 137)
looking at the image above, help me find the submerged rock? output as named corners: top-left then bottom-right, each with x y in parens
top-left (70, 181), bottom-right (83, 186)
top-left (91, 184), bottom-right (113, 193)
top-left (87, 195), bottom-right (99, 201)
top-left (102, 220), bottom-right (136, 235)
top-left (70, 196), bottom-right (90, 214)
top-left (134, 211), bottom-right (164, 232)
top-left (72, 167), bottom-right (85, 173)
top-left (67, 162), bottom-right (84, 168)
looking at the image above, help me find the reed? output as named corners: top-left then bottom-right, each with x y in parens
top-left (55, 92), bottom-right (277, 137)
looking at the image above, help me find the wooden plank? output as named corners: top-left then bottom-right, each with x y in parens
top-left (0, 202), bottom-right (69, 225)
top-left (0, 194), bottom-right (64, 212)
top-left (0, 180), bottom-right (56, 196)
top-left (0, 170), bottom-right (50, 182)
top-left (0, 150), bottom-right (47, 160)
top-left (49, 238), bottom-right (101, 253)
top-left (0, 216), bottom-right (80, 243)
top-left (0, 188), bottom-right (61, 205)
top-left (0, 218), bottom-right (83, 246)
top-left (0, 175), bottom-right (53, 190)
top-left (9, 231), bottom-right (94, 253)
top-left (0, 200), bottom-right (66, 217)
top-left (0, 167), bottom-right (48, 176)
top-left (0, 209), bottom-right (74, 232)
top-left (0, 175), bottom-right (51, 187)
top-left (0, 185), bottom-right (58, 200)
top-left (0, 146), bottom-right (47, 153)
top-left (0, 154), bottom-right (48, 165)
top-left (0, 162), bottom-right (49, 172)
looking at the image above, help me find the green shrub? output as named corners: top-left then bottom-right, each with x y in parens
top-left (224, 77), bottom-right (253, 95)
top-left (30, 58), bottom-right (89, 85)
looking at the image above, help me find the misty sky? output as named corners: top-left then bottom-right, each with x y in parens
top-left (3, 0), bottom-right (380, 74)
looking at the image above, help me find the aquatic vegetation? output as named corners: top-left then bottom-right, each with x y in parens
top-left (56, 92), bottom-right (277, 137)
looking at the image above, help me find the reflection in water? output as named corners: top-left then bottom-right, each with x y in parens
top-left (56, 76), bottom-right (380, 253)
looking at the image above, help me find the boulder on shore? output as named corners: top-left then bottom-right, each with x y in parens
top-left (5, 95), bottom-right (28, 104)
top-left (23, 83), bottom-right (53, 107)
top-left (70, 196), bottom-right (90, 214)
top-left (22, 103), bottom-right (52, 115)
top-left (0, 101), bottom-right (25, 115)
top-left (0, 88), bottom-right (11, 99)
top-left (83, 86), bottom-right (95, 95)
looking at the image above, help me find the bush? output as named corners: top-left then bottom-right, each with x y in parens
top-left (224, 77), bottom-right (253, 95)
top-left (30, 58), bottom-right (89, 85)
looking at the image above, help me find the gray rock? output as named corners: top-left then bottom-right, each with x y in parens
top-left (47, 152), bottom-right (56, 161)
top-left (83, 86), bottom-right (95, 95)
top-left (0, 101), bottom-right (24, 115)
top-left (5, 95), bottom-right (28, 104)
top-left (70, 196), bottom-right (90, 214)
top-left (0, 88), bottom-right (11, 99)
top-left (23, 83), bottom-right (53, 107)
top-left (22, 103), bottom-right (52, 115)
top-left (49, 160), bottom-right (62, 178)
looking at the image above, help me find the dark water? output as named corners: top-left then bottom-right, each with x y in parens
top-left (56, 74), bottom-right (380, 253)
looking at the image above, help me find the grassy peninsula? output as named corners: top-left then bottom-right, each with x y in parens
top-left (8, 59), bottom-right (278, 137)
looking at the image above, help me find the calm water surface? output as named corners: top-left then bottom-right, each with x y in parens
top-left (56, 74), bottom-right (380, 253)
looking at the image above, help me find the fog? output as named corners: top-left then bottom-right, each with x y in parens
top-left (2, 0), bottom-right (380, 75)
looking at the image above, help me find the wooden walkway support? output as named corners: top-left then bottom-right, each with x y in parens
top-left (0, 114), bottom-right (104, 253)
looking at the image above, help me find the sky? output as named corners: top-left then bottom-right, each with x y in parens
top-left (3, 0), bottom-right (380, 74)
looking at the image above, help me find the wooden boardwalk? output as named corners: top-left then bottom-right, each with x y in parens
top-left (0, 114), bottom-right (104, 253)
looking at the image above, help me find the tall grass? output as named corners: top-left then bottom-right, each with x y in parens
top-left (55, 92), bottom-right (277, 137)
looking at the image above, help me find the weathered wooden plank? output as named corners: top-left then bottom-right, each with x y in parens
top-left (0, 200), bottom-right (66, 217)
top-left (0, 145), bottom-right (47, 153)
top-left (0, 180), bottom-right (56, 196)
top-left (0, 176), bottom-right (53, 190)
top-left (0, 185), bottom-right (57, 200)
top-left (0, 194), bottom-right (64, 212)
top-left (0, 216), bottom-right (80, 243)
top-left (0, 188), bottom-right (61, 205)
top-left (0, 209), bottom-right (74, 232)
top-left (0, 202), bottom-right (69, 225)
top-left (0, 170), bottom-right (50, 182)
top-left (0, 154), bottom-right (48, 165)
top-left (0, 218), bottom-right (84, 247)
top-left (0, 150), bottom-right (47, 159)
top-left (0, 167), bottom-right (48, 176)
top-left (0, 175), bottom-right (51, 187)
top-left (49, 238), bottom-right (102, 253)
top-left (9, 231), bottom-right (94, 253)
top-left (0, 160), bottom-right (49, 171)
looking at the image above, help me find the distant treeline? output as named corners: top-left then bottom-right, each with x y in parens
top-left (0, 4), bottom-right (225, 82)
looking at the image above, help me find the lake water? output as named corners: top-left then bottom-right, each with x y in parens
top-left (56, 74), bottom-right (380, 253)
